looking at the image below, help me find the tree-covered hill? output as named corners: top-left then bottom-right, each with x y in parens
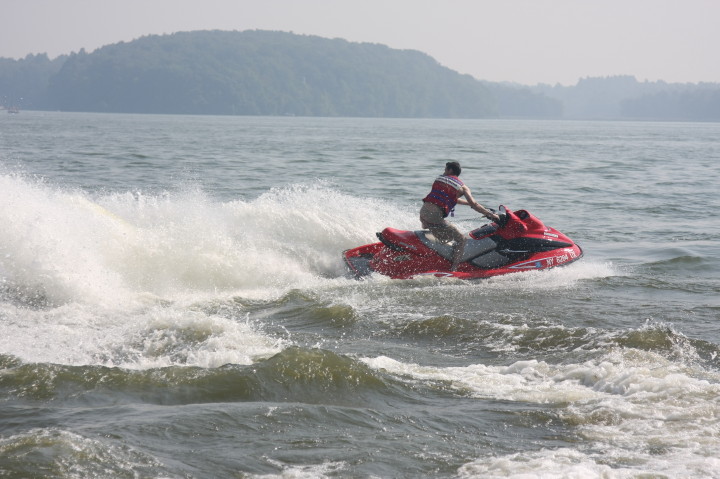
top-left (3, 30), bottom-right (717, 120)
top-left (49, 30), bottom-right (499, 117)
top-left (0, 53), bottom-right (66, 110)
top-left (532, 75), bottom-right (720, 121)
top-left (1, 30), bottom-right (561, 118)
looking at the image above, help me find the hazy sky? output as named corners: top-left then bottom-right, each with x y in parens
top-left (3, 0), bottom-right (718, 86)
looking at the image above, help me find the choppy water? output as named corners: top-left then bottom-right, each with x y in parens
top-left (1, 112), bottom-right (719, 478)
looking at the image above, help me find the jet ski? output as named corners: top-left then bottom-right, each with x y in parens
top-left (343, 206), bottom-right (583, 280)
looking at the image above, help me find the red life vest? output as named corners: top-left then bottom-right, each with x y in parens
top-left (423, 175), bottom-right (464, 217)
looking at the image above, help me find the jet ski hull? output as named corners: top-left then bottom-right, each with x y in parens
top-left (343, 206), bottom-right (583, 280)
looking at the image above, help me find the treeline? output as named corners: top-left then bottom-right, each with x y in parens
top-left (0, 30), bottom-right (556, 118)
top-left (622, 85), bottom-right (720, 121)
top-left (0, 53), bottom-right (66, 109)
top-left (1, 30), bottom-right (719, 121)
top-left (532, 75), bottom-right (720, 121)
top-left (46, 30), bottom-right (503, 117)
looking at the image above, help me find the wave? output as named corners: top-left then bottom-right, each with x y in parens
top-left (390, 314), bottom-right (720, 367)
top-left (0, 347), bottom-right (407, 407)
top-left (0, 297), bottom-right (285, 369)
top-left (18, 318), bottom-right (712, 410)
top-left (0, 429), bottom-right (167, 478)
top-left (363, 344), bottom-right (720, 478)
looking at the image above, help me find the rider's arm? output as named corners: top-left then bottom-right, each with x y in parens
top-left (458, 187), bottom-right (499, 221)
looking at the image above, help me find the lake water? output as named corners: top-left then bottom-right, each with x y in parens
top-left (1, 112), bottom-right (719, 478)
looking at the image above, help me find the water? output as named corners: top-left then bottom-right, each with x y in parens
top-left (1, 112), bottom-right (719, 478)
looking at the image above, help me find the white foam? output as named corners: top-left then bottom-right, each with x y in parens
top-left (0, 175), bottom-right (405, 303)
top-left (477, 258), bottom-right (617, 292)
top-left (0, 299), bottom-right (285, 369)
top-left (0, 174), bottom-right (133, 306)
top-left (0, 174), bottom-right (412, 368)
top-left (362, 349), bottom-right (720, 477)
top-left (458, 447), bottom-right (720, 478)
top-left (252, 460), bottom-right (349, 479)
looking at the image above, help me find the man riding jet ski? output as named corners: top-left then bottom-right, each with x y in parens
top-left (343, 205), bottom-right (583, 280)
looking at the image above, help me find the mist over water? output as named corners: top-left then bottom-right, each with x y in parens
top-left (1, 112), bottom-right (719, 478)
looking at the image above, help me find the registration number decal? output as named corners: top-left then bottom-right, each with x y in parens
top-left (509, 249), bottom-right (577, 270)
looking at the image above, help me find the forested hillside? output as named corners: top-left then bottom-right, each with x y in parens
top-left (0, 54), bottom-right (66, 110)
top-left (2, 30), bottom-right (718, 120)
top-left (0, 30), bottom-right (557, 118)
top-left (621, 85), bottom-right (720, 121)
top-left (532, 75), bottom-right (720, 120)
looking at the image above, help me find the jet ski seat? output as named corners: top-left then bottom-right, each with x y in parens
top-left (416, 231), bottom-right (497, 262)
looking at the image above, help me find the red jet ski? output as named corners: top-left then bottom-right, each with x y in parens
top-left (343, 206), bottom-right (583, 280)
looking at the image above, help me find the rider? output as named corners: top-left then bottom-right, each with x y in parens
top-left (420, 161), bottom-right (499, 271)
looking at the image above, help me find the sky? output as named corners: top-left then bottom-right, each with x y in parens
top-left (2, 0), bottom-right (719, 86)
